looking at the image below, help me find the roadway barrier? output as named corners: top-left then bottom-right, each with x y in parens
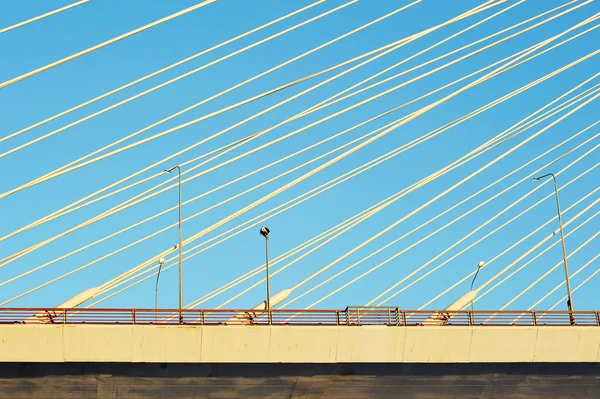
top-left (0, 307), bottom-right (598, 326)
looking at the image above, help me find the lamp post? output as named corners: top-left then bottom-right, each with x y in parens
top-left (164, 165), bottom-right (183, 323)
top-left (155, 257), bottom-right (166, 322)
top-left (470, 260), bottom-right (485, 312)
top-left (532, 173), bottom-right (575, 324)
top-left (259, 226), bottom-right (271, 324)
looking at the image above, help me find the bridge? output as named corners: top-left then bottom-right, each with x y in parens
top-left (1, 1), bottom-right (600, 397)
top-left (2, 307), bottom-right (600, 397)
top-left (3, 307), bottom-right (600, 363)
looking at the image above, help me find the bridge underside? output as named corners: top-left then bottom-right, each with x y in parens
top-left (2, 362), bottom-right (600, 398)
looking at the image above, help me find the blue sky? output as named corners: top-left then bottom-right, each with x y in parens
top-left (0, 0), bottom-right (598, 311)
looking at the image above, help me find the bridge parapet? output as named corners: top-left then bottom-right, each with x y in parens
top-left (1, 308), bottom-right (599, 364)
top-left (1, 307), bottom-right (599, 326)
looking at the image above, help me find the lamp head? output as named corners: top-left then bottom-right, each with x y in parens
top-left (477, 260), bottom-right (485, 268)
top-left (164, 166), bottom-right (178, 174)
top-left (158, 257), bottom-right (166, 265)
top-left (259, 226), bottom-right (270, 238)
top-left (532, 173), bottom-right (554, 182)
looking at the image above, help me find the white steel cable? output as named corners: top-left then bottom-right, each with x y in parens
top-left (3, 1), bottom-right (585, 241)
top-left (214, 92), bottom-right (600, 309)
top-left (82, 41), bottom-right (600, 306)
top-left (46, 0), bottom-right (578, 180)
top-left (276, 68), bottom-right (600, 304)
top-left (0, 0), bottom-right (326, 144)
top-left (303, 0), bottom-right (576, 115)
top-left (528, 251), bottom-right (600, 310)
top-left (372, 132), bottom-right (600, 306)
top-left (285, 133), bottom-right (600, 309)
top-left (494, 225), bottom-right (600, 310)
top-left (547, 255), bottom-right (600, 311)
top-left (0, 1), bottom-right (89, 35)
top-left (0, 2), bottom-right (535, 266)
top-left (0, 0), bottom-right (217, 89)
top-left (10, 18), bottom-right (598, 247)
top-left (375, 160), bottom-right (600, 307)
top-left (0, 119), bottom-right (391, 296)
top-left (0, 0), bottom-right (428, 189)
top-left (11, 9), bottom-right (592, 304)
top-left (420, 194), bottom-right (600, 310)
top-left (481, 224), bottom-right (599, 324)
top-left (89, 111), bottom-right (597, 308)
top-left (2, 43), bottom-right (596, 306)
top-left (0, 0), bottom-right (360, 158)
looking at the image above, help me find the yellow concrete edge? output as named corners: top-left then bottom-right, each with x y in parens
top-left (1, 325), bottom-right (599, 363)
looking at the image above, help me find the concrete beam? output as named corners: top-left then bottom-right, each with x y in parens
top-left (1, 325), bottom-right (599, 363)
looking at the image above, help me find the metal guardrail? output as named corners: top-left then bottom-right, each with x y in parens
top-left (0, 307), bottom-right (599, 326)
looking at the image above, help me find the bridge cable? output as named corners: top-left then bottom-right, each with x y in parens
top-left (284, 132), bottom-right (600, 309)
top-left (373, 153), bottom-right (600, 307)
top-left (86, 83), bottom-right (597, 309)
top-left (10, 8), bottom-right (596, 304)
top-left (419, 194), bottom-right (600, 310)
top-left (0, 0), bottom-right (363, 158)
top-left (527, 250), bottom-right (600, 310)
top-left (81, 51), bottom-right (600, 307)
top-left (3, 39), bottom-right (597, 307)
top-left (17, 18), bottom-right (600, 250)
top-left (275, 72), bottom-right (600, 307)
top-left (0, 2), bottom-right (541, 265)
top-left (0, 0), bottom-right (89, 36)
top-left (481, 216), bottom-right (599, 324)
top-left (547, 253), bottom-right (600, 310)
top-left (301, 0), bottom-right (574, 116)
top-left (0, 0), bottom-right (437, 191)
top-left (0, 0), bottom-right (327, 144)
top-left (179, 94), bottom-right (599, 309)
top-left (493, 225), bottom-right (600, 310)
top-left (212, 79), bottom-right (600, 309)
top-left (1, 0), bottom-right (579, 240)
top-left (0, 0), bottom-right (217, 89)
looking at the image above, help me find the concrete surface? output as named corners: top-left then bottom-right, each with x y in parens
top-left (1, 362), bottom-right (599, 398)
top-left (2, 324), bottom-right (600, 363)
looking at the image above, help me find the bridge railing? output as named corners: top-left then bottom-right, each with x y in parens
top-left (0, 307), bottom-right (598, 326)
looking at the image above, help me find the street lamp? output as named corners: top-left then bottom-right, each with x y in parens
top-left (424, 262), bottom-right (485, 326)
top-left (532, 173), bottom-right (575, 324)
top-left (470, 260), bottom-right (485, 312)
top-left (155, 257), bottom-right (166, 322)
top-left (164, 165), bottom-right (183, 323)
top-left (259, 226), bottom-right (271, 324)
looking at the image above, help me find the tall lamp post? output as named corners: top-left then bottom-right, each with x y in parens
top-left (532, 173), bottom-right (575, 325)
top-left (470, 260), bottom-right (485, 312)
top-left (165, 165), bottom-right (183, 323)
top-left (155, 257), bottom-right (166, 322)
top-left (259, 226), bottom-right (271, 324)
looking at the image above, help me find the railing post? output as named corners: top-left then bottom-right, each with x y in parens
top-left (532, 310), bottom-right (537, 326)
top-left (402, 310), bottom-right (407, 326)
top-left (336, 310), bottom-right (340, 326)
top-left (467, 310), bottom-right (473, 326)
top-left (200, 310), bottom-right (205, 325)
top-left (357, 307), bottom-right (361, 326)
top-left (387, 308), bottom-right (392, 326)
top-left (63, 309), bottom-right (67, 324)
top-left (345, 310), bottom-right (350, 326)
top-left (596, 311), bottom-right (600, 327)
top-left (395, 308), bottom-right (400, 326)
top-left (132, 309), bottom-right (136, 325)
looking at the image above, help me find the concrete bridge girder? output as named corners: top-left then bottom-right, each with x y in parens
top-left (1, 324), bottom-right (599, 363)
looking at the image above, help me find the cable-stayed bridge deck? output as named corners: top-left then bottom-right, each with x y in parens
top-left (2, 307), bottom-right (599, 364)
